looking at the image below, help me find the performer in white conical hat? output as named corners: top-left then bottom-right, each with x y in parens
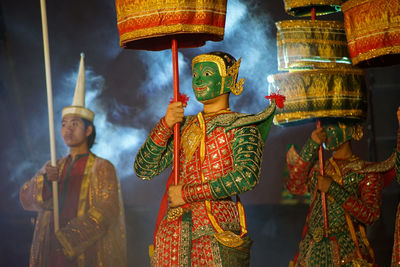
top-left (20, 53), bottom-right (127, 267)
top-left (62, 53), bottom-right (94, 123)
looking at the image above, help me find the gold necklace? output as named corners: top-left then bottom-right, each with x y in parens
top-left (203, 107), bottom-right (231, 117)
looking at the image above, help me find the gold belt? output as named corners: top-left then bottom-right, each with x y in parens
top-left (310, 225), bottom-right (348, 242)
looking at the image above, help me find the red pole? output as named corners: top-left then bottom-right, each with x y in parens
top-left (311, 7), bottom-right (316, 20)
top-left (172, 39), bottom-right (180, 185)
top-left (312, 6), bottom-right (327, 237)
top-left (317, 120), bottom-right (328, 237)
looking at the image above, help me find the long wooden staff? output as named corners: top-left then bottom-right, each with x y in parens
top-left (40, 0), bottom-right (59, 232)
top-left (171, 39), bottom-right (180, 185)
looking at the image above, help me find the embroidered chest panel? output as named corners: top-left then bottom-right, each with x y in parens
top-left (180, 126), bottom-right (236, 184)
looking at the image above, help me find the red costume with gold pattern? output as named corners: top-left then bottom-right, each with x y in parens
top-left (20, 153), bottom-right (126, 267)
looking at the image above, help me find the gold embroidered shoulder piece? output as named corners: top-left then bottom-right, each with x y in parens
top-left (224, 102), bottom-right (276, 132)
top-left (343, 153), bottom-right (396, 174)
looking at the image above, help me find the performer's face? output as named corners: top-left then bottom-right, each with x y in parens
top-left (192, 61), bottom-right (223, 101)
top-left (322, 122), bottom-right (351, 151)
top-left (61, 115), bottom-right (91, 148)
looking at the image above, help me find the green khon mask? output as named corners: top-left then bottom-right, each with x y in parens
top-left (321, 120), bottom-right (363, 151)
top-left (192, 61), bottom-right (229, 101)
top-left (191, 52), bottom-right (244, 102)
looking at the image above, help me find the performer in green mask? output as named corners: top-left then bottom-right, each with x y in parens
top-left (134, 51), bottom-right (278, 266)
top-left (286, 115), bottom-right (399, 267)
top-left (391, 106), bottom-right (400, 267)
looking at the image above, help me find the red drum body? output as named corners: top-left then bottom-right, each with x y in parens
top-left (342, 0), bottom-right (400, 67)
top-left (115, 0), bottom-right (227, 51)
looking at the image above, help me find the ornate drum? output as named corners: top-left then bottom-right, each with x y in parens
top-left (115, 0), bottom-right (227, 51)
top-left (276, 20), bottom-right (352, 70)
top-left (342, 0), bottom-right (400, 67)
top-left (268, 68), bottom-right (367, 126)
top-left (283, 0), bottom-right (344, 17)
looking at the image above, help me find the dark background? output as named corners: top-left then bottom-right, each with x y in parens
top-left (0, 0), bottom-right (399, 266)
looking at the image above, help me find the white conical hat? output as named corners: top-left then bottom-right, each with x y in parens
top-left (62, 53), bottom-right (95, 122)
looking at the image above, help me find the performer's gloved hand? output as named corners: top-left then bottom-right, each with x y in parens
top-left (51, 231), bottom-right (63, 253)
top-left (311, 127), bottom-right (327, 145)
top-left (168, 184), bottom-right (185, 207)
top-left (165, 101), bottom-right (186, 129)
top-left (45, 165), bottom-right (60, 182)
top-left (316, 174), bottom-right (332, 193)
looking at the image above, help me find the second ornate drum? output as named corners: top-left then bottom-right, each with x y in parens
top-left (268, 68), bottom-right (367, 126)
top-left (276, 20), bottom-right (352, 70)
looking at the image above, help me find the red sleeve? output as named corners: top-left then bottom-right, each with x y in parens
top-left (285, 139), bottom-right (320, 195)
top-left (150, 117), bottom-right (173, 147)
top-left (182, 182), bottom-right (213, 203)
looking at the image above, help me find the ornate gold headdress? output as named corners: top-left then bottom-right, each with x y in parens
top-left (338, 121), bottom-right (363, 141)
top-left (226, 58), bottom-right (245, 95)
top-left (352, 124), bottom-right (363, 141)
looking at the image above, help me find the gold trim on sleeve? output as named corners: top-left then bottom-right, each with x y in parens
top-left (36, 175), bottom-right (44, 205)
top-left (55, 230), bottom-right (75, 259)
top-left (77, 154), bottom-right (95, 217)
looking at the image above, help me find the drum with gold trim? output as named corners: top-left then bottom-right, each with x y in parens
top-left (276, 20), bottom-right (352, 70)
top-left (342, 0), bottom-right (400, 67)
top-left (115, 0), bottom-right (227, 51)
top-left (283, 0), bottom-right (344, 17)
top-left (268, 68), bottom-right (367, 126)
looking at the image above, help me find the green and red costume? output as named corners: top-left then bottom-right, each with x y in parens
top-left (391, 129), bottom-right (400, 266)
top-left (134, 103), bottom-right (276, 266)
top-left (286, 135), bottom-right (399, 266)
